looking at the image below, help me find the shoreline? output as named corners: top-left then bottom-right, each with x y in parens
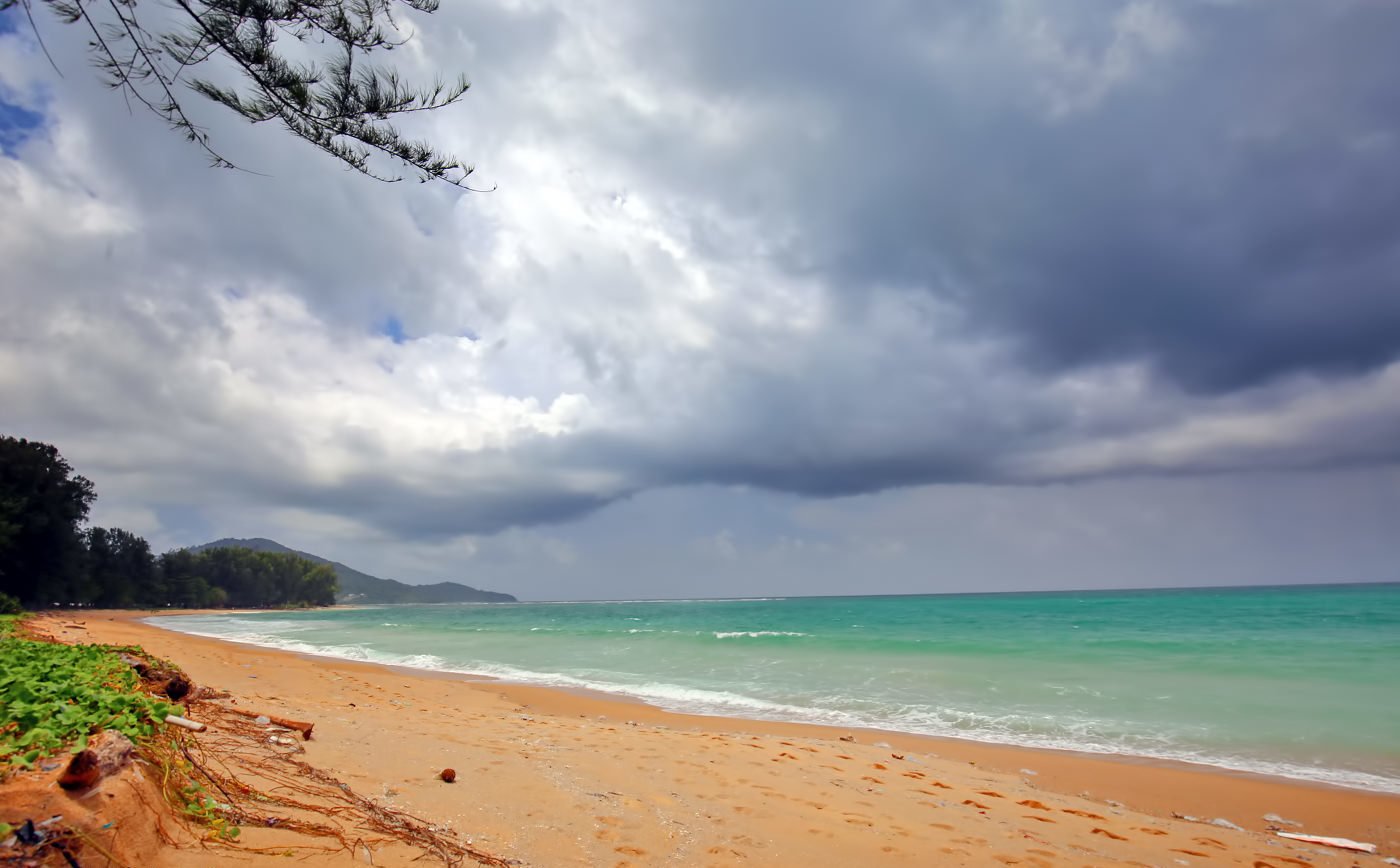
top-left (144, 609), bottom-right (1397, 798)
top-left (35, 610), bottom-right (1400, 865)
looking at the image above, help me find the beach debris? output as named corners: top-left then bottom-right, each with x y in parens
top-left (1020, 768), bottom-right (1039, 776)
top-left (57, 731), bottom-right (134, 790)
top-left (1381, 857), bottom-right (1400, 866)
top-left (440, 768), bottom-right (457, 783)
top-left (160, 673), bottom-right (193, 700)
top-left (1262, 812), bottom-right (1301, 827)
top-left (1274, 832), bottom-right (1376, 854)
top-left (165, 714), bottom-right (208, 732)
top-left (1210, 818), bottom-right (1243, 831)
top-left (226, 707), bottom-right (315, 740)
top-left (268, 735), bottom-right (298, 746)
top-left (1171, 812), bottom-right (1201, 822)
top-left (116, 651), bottom-right (196, 699)
top-left (118, 653), bottom-right (150, 676)
top-left (839, 735), bottom-right (855, 742)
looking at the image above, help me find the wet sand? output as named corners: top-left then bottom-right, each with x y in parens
top-left (35, 611), bottom-right (1400, 866)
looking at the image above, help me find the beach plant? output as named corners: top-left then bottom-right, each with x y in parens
top-left (0, 631), bottom-right (182, 770)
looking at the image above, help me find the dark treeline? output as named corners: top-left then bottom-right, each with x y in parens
top-left (0, 436), bottom-right (336, 610)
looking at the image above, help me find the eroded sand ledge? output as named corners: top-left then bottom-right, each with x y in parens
top-left (38, 611), bottom-right (1400, 866)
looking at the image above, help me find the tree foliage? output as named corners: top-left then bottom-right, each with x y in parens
top-left (2, 0), bottom-right (482, 186)
top-left (0, 437), bottom-right (95, 606)
top-left (0, 435), bottom-right (337, 608)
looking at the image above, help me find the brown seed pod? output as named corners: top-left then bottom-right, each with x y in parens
top-left (58, 750), bottom-right (101, 790)
top-left (439, 768), bottom-right (457, 783)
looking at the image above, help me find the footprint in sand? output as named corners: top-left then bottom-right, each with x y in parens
top-left (872, 762), bottom-right (888, 770)
top-left (1091, 827), bottom-right (1128, 841)
top-left (1021, 815), bottom-right (1056, 824)
top-left (962, 799), bottom-right (991, 810)
top-left (977, 790), bottom-right (1005, 798)
top-left (1061, 808), bottom-right (1106, 820)
top-left (1134, 827), bottom-right (1168, 836)
top-left (1018, 799), bottom-right (1051, 810)
top-left (1193, 837), bottom-right (1227, 850)
top-left (614, 846), bottom-right (646, 857)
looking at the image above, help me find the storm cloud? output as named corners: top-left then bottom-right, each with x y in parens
top-left (1, 0), bottom-right (1397, 595)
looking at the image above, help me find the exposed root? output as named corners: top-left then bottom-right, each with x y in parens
top-left (146, 698), bottom-right (516, 867)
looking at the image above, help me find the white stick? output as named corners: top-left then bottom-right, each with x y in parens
top-left (164, 714), bottom-right (207, 732)
top-left (1275, 832), bottom-right (1376, 854)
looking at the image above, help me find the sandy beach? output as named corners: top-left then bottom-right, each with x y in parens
top-left (21, 610), bottom-right (1399, 867)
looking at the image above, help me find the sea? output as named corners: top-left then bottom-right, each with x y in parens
top-left (149, 583), bottom-right (1400, 793)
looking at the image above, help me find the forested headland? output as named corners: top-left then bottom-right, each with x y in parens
top-left (0, 436), bottom-right (336, 610)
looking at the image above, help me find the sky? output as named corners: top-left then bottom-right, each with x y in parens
top-left (1, 0), bottom-right (1398, 601)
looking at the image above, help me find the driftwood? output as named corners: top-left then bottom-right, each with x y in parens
top-left (1275, 832), bottom-right (1377, 854)
top-left (164, 714), bottom-right (207, 732)
top-left (225, 707), bottom-right (315, 740)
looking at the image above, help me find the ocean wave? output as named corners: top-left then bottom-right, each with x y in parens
top-left (712, 631), bottom-right (810, 639)
top-left (144, 616), bottom-right (1400, 795)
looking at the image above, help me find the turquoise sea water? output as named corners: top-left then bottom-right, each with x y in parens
top-left (151, 584), bottom-right (1400, 792)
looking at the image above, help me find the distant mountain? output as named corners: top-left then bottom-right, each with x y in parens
top-left (191, 538), bottom-right (517, 604)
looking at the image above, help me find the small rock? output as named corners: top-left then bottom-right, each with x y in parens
top-left (440, 768), bottom-right (457, 783)
top-left (255, 715), bottom-right (271, 725)
top-left (1210, 818), bottom-right (1243, 831)
top-left (838, 735), bottom-right (855, 742)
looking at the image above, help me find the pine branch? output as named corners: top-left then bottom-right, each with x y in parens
top-left (17, 0), bottom-right (481, 186)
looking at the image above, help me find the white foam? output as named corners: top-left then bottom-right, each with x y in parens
top-left (713, 631), bottom-right (810, 639)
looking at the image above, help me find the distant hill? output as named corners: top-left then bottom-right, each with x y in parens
top-left (191, 538), bottom-right (517, 604)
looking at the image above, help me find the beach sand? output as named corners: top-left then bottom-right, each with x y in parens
top-left (24, 611), bottom-right (1399, 866)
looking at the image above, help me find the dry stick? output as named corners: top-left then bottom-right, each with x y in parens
top-left (222, 705), bottom-right (315, 740)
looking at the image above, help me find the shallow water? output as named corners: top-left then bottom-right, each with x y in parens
top-left (152, 583), bottom-right (1400, 792)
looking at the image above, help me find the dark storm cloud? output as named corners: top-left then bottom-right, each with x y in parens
top-left (606, 0), bottom-right (1400, 393)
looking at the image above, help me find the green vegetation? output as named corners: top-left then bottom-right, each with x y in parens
top-left (196, 537), bottom-right (517, 604)
top-left (0, 630), bottom-right (182, 769)
top-left (0, 436), bottom-right (337, 609)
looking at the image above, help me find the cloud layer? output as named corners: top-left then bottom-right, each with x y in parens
top-left (2, 0), bottom-right (1397, 594)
